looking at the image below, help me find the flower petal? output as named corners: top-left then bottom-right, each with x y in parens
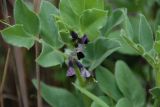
top-left (67, 67), bottom-right (75, 76)
top-left (81, 68), bottom-right (91, 78)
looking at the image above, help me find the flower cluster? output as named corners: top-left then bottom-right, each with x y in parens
top-left (66, 31), bottom-right (91, 78)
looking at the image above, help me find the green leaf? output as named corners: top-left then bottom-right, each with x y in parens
top-left (96, 66), bottom-right (122, 101)
top-left (82, 38), bottom-right (120, 71)
top-left (122, 10), bottom-right (135, 41)
top-left (156, 26), bottom-right (160, 41)
top-left (107, 30), bottom-right (138, 55)
top-left (73, 83), bottom-right (110, 107)
top-left (59, 0), bottom-right (79, 29)
top-left (80, 9), bottom-right (107, 40)
top-left (36, 41), bottom-right (64, 67)
top-left (32, 80), bottom-right (79, 107)
top-left (116, 98), bottom-right (133, 107)
top-left (150, 87), bottom-right (160, 99)
top-left (155, 10), bottom-right (160, 30)
top-left (154, 40), bottom-right (160, 54)
top-left (91, 96), bottom-right (113, 107)
top-left (138, 14), bottom-right (153, 51)
top-left (115, 60), bottom-right (146, 107)
top-left (1, 24), bottom-right (34, 49)
top-left (69, 0), bottom-right (104, 16)
top-left (39, 1), bottom-right (63, 48)
top-left (69, 0), bottom-right (85, 15)
top-left (101, 8), bottom-right (124, 36)
top-left (84, 0), bottom-right (104, 10)
top-left (14, 0), bottom-right (39, 35)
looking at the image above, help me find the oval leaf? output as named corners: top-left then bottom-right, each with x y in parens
top-left (83, 38), bottom-right (120, 71)
top-left (39, 1), bottom-right (63, 48)
top-left (84, 0), bottom-right (104, 10)
top-left (80, 9), bottom-right (108, 40)
top-left (59, 0), bottom-right (79, 29)
top-left (115, 60), bottom-right (146, 107)
top-left (36, 41), bottom-right (64, 67)
top-left (32, 80), bottom-right (79, 107)
top-left (101, 8), bottom-right (124, 36)
top-left (1, 24), bottom-right (34, 49)
top-left (138, 14), bottom-right (153, 51)
top-left (96, 66), bottom-right (122, 101)
top-left (14, 0), bottom-right (39, 35)
top-left (116, 98), bottom-right (133, 107)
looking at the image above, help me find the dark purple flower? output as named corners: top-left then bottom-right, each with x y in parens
top-left (77, 52), bottom-right (85, 59)
top-left (76, 61), bottom-right (83, 69)
top-left (68, 60), bottom-right (73, 67)
top-left (70, 31), bottom-right (78, 40)
top-left (76, 44), bottom-right (85, 59)
top-left (81, 68), bottom-right (91, 78)
top-left (81, 35), bottom-right (89, 44)
top-left (66, 67), bottom-right (75, 76)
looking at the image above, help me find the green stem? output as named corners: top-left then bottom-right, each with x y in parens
top-left (74, 66), bottom-right (91, 107)
top-left (156, 67), bottom-right (160, 88)
top-left (74, 66), bottom-right (85, 87)
top-left (153, 99), bottom-right (160, 107)
top-left (153, 65), bottom-right (160, 107)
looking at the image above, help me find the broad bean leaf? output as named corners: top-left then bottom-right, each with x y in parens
top-left (116, 98), bottom-right (133, 107)
top-left (107, 30), bottom-right (138, 55)
top-left (155, 10), bottom-right (160, 30)
top-left (122, 10), bottom-right (135, 41)
top-left (154, 40), bottom-right (160, 54)
top-left (73, 83), bottom-right (109, 107)
top-left (69, 0), bottom-right (85, 15)
top-left (33, 80), bottom-right (79, 107)
top-left (82, 38), bottom-right (120, 71)
top-left (156, 26), bottom-right (160, 41)
top-left (59, 0), bottom-right (79, 29)
top-left (39, 1), bottom-right (63, 48)
top-left (138, 14), bottom-right (153, 51)
top-left (14, 0), bottom-right (39, 35)
top-left (36, 41), bottom-right (64, 67)
top-left (115, 60), bottom-right (146, 107)
top-left (69, 0), bottom-right (104, 16)
top-left (150, 87), bottom-right (160, 99)
top-left (101, 8), bottom-right (124, 36)
top-left (1, 24), bottom-right (34, 49)
top-left (80, 9), bottom-right (107, 41)
top-left (96, 66), bottom-right (122, 101)
top-left (91, 96), bottom-right (113, 107)
top-left (84, 0), bottom-right (104, 10)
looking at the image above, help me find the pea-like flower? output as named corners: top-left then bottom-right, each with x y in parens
top-left (76, 61), bottom-right (91, 78)
top-left (70, 31), bottom-right (78, 40)
top-left (76, 44), bottom-right (85, 59)
top-left (81, 68), bottom-right (91, 78)
top-left (66, 60), bottom-right (75, 77)
top-left (81, 35), bottom-right (89, 44)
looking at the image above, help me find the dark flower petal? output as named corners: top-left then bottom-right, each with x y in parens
top-left (66, 67), bottom-right (75, 76)
top-left (76, 61), bottom-right (83, 69)
top-left (68, 60), bottom-right (73, 67)
top-left (77, 52), bottom-right (85, 59)
top-left (81, 35), bottom-right (89, 44)
top-left (81, 68), bottom-right (91, 78)
top-left (70, 31), bottom-right (78, 40)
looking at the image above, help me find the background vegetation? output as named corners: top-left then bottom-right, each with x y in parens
top-left (0, 0), bottom-right (160, 107)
